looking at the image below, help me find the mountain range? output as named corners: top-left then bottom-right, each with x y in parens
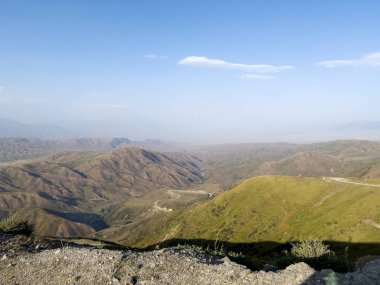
top-left (1, 138), bottom-right (380, 247)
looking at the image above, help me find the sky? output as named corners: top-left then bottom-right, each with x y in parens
top-left (0, 0), bottom-right (380, 143)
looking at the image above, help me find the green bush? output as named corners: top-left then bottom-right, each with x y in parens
top-left (277, 239), bottom-right (343, 270)
top-left (0, 215), bottom-right (33, 235)
top-left (290, 239), bottom-right (332, 259)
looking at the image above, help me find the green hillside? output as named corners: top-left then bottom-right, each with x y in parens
top-left (110, 176), bottom-right (380, 248)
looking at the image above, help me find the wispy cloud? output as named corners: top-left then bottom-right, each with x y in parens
top-left (240, 74), bottom-right (275, 80)
top-left (318, 52), bottom-right (380, 68)
top-left (0, 86), bottom-right (4, 93)
top-left (144, 54), bottom-right (168, 59)
top-left (178, 56), bottom-right (294, 73)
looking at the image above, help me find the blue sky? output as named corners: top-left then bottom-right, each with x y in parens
top-left (0, 0), bottom-right (380, 142)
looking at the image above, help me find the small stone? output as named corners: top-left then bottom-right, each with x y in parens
top-left (112, 276), bottom-right (120, 285)
top-left (1, 254), bottom-right (7, 260)
top-left (148, 261), bottom-right (156, 268)
top-left (54, 249), bottom-right (61, 255)
top-left (124, 276), bottom-right (133, 284)
top-left (221, 256), bottom-right (230, 263)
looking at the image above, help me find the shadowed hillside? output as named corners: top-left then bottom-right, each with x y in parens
top-left (0, 147), bottom-right (203, 236)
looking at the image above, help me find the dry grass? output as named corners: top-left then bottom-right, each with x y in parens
top-left (0, 215), bottom-right (33, 235)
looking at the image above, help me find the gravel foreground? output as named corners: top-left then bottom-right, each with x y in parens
top-left (1, 235), bottom-right (380, 285)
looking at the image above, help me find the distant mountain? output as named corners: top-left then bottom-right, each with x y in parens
top-left (0, 117), bottom-right (72, 139)
top-left (194, 140), bottom-right (380, 187)
top-left (0, 137), bottom-right (132, 163)
top-left (257, 152), bottom-right (344, 177)
top-left (0, 135), bottom-right (189, 163)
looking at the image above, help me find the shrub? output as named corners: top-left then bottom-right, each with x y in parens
top-left (0, 215), bottom-right (33, 235)
top-left (277, 239), bottom-right (342, 270)
top-left (290, 239), bottom-right (332, 259)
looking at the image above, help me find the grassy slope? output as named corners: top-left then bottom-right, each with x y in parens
top-left (115, 176), bottom-right (380, 248)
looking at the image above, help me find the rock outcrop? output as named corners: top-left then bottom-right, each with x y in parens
top-left (1, 234), bottom-right (380, 285)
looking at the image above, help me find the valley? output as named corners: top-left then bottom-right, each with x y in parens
top-left (1, 139), bottom-right (380, 267)
top-left (0, 146), bottom-right (204, 236)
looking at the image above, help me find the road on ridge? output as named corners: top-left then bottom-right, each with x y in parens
top-left (153, 189), bottom-right (214, 213)
top-left (324, 177), bottom-right (380, 188)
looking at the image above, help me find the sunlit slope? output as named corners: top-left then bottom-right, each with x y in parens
top-left (116, 176), bottom-right (380, 247)
top-left (257, 152), bottom-right (344, 177)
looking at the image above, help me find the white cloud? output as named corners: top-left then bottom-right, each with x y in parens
top-left (318, 52), bottom-right (380, 68)
top-left (144, 54), bottom-right (168, 59)
top-left (240, 74), bottom-right (275, 80)
top-left (178, 56), bottom-right (294, 73)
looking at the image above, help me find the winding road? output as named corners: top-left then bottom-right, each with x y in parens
top-left (152, 189), bottom-right (214, 213)
top-left (324, 177), bottom-right (380, 188)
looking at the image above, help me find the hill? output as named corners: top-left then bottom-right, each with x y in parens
top-left (0, 137), bottom-right (132, 163)
top-left (0, 137), bottom-right (189, 163)
top-left (256, 152), bottom-right (344, 177)
top-left (0, 147), bottom-right (203, 236)
top-left (108, 176), bottom-right (380, 248)
top-left (3, 139), bottom-right (380, 238)
top-left (194, 140), bottom-right (380, 187)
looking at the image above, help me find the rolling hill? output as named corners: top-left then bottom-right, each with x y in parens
top-left (3, 139), bottom-right (380, 239)
top-left (194, 140), bottom-right (380, 187)
top-left (0, 137), bottom-right (132, 163)
top-left (0, 137), bottom-right (190, 163)
top-left (107, 176), bottom-right (380, 248)
top-left (0, 147), bottom-right (203, 236)
top-left (256, 152), bottom-right (344, 177)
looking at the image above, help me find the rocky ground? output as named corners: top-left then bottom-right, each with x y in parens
top-left (1, 234), bottom-right (380, 285)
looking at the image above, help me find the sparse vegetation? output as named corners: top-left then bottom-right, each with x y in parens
top-left (289, 239), bottom-right (332, 259)
top-left (0, 215), bottom-right (33, 235)
top-left (174, 243), bottom-right (243, 259)
top-left (114, 176), bottom-right (380, 248)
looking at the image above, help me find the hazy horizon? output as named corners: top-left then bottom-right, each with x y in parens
top-left (1, 1), bottom-right (380, 143)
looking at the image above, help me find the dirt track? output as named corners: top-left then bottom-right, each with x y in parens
top-left (324, 177), bottom-right (380, 188)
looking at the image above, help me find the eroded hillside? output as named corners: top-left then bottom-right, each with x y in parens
top-left (0, 147), bottom-right (203, 236)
